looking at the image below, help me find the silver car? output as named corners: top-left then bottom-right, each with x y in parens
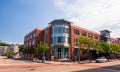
top-left (96, 57), bottom-right (108, 63)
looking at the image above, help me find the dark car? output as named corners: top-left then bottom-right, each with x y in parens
top-left (96, 57), bottom-right (107, 63)
top-left (7, 56), bottom-right (14, 59)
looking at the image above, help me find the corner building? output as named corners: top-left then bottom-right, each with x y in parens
top-left (24, 19), bottom-right (120, 60)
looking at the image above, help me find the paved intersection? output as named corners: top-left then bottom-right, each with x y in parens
top-left (0, 56), bottom-right (120, 72)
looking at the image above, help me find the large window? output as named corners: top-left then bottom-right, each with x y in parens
top-left (74, 38), bottom-right (78, 43)
top-left (94, 35), bottom-right (98, 39)
top-left (54, 27), bottom-right (58, 33)
top-left (32, 40), bottom-right (34, 45)
top-left (52, 36), bottom-right (69, 43)
top-left (74, 29), bottom-right (79, 35)
top-left (58, 37), bottom-right (62, 43)
top-left (30, 34), bottom-right (32, 39)
top-left (65, 28), bottom-right (69, 33)
top-left (57, 36), bottom-right (66, 43)
top-left (24, 38), bottom-right (26, 42)
top-left (53, 27), bottom-right (69, 33)
top-left (88, 33), bottom-right (93, 38)
top-left (82, 32), bottom-right (86, 36)
top-left (68, 37), bottom-right (70, 43)
top-left (52, 24), bottom-right (70, 44)
top-left (33, 32), bottom-right (36, 37)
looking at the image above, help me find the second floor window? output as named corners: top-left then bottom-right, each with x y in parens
top-left (30, 34), bottom-right (32, 39)
top-left (74, 38), bottom-right (78, 43)
top-left (33, 32), bottom-right (36, 37)
top-left (88, 33), bottom-right (93, 38)
top-left (94, 35), bottom-right (98, 39)
top-left (82, 32), bottom-right (86, 36)
top-left (74, 29), bottom-right (79, 35)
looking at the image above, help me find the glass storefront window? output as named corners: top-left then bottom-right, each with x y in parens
top-left (58, 37), bottom-right (62, 43)
top-left (52, 24), bottom-right (70, 44)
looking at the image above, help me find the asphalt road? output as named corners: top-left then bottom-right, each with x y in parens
top-left (0, 56), bottom-right (120, 72)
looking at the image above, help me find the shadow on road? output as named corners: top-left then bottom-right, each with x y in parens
top-left (73, 64), bottom-right (120, 72)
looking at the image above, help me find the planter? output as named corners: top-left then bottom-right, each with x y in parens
top-left (51, 56), bottom-right (54, 61)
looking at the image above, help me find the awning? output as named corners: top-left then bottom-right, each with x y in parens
top-left (51, 46), bottom-right (70, 48)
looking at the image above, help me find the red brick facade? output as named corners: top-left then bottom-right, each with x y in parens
top-left (24, 19), bottom-right (120, 60)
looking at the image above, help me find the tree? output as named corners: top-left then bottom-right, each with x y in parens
top-left (18, 45), bottom-right (24, 58)
top-left (28, 46), bottom-right (35, 59)
top-left (85, 38), bottom-right (95, 62)
top-left (111, 45), bottom-right (120, 53)
top-left (110, 44), bottom-right (120, 59)
top-left (75, 36), bottom-right (87, 63)
top-left (100, 41), bottom-right (110, 53)
top-left (75, 36), bottom-right (95, 63)
top-left (0, 42), bottom-right (10, 46)
top-left (36, 41), bottom-right (49, 62)
top-left (19, 45), bottom-right (24, 52)
top-left (4, 52), bottom-right (15, 56)
top-left (97, 41), bottom-right (111, 61)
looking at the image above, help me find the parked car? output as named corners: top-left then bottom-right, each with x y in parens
top-left (7, 56), bottom-right (14, 59)
top-left (96, 57), bottom-right (107, 63)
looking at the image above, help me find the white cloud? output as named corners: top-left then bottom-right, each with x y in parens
top-left (54, 0), bottom-right (120, 38)
top-left (6, 41), bottom-right (23, 45)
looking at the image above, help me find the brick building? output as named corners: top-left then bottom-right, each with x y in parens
top-left (24, 19), bottom-right (120, 60)
top-left (24, 28), bottom-right (42, 48)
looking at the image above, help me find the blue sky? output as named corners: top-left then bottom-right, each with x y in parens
top-left (0, 0), bottom-right (61, 44)
top-left (0, 0), bottom-right (120, 44)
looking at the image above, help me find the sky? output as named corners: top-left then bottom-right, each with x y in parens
top-left (0, 0), bottom-right (120, 44)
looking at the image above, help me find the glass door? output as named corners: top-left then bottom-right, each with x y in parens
top-left (57, 48), bottom-right (61, 59)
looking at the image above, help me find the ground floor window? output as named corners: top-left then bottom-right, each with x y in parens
top-left (51, 48), bottom-right (69, 59)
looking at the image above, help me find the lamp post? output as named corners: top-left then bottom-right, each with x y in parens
top-left (77, 42), bottom-right (81, 63)
top-left (42, 44), bottom-right (45, 63)
top-left (42, 30), bottom-right (46, 63)
top-left (78, 48), bottom-right (81, 63)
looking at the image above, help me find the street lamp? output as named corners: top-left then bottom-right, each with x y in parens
top-left (77, 42), bottom-right (81, 63)
top-left (78, 47), bottom-right (81, 63)
top-left (42, 30), bottom-right (46, 63)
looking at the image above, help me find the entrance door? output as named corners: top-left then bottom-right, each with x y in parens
top-left (57, 48), bottom-right (61, 59)
top-left (64, 48), bottom-right (68, 58)
top-left (56, 48), bottom-right (69, 59)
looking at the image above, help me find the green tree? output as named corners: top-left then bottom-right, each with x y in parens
top-left (28, 46), bottom-right (34, 59)
top-left (85, 38), bottom-right (95, 62)
top-left (98, 41), bottom-right (110, 53)
top-left (5, 52), bottom-right (15, 56)
top-left (75, 36), bottom-right (86, 63)
top-left (0, 42), bottom-right (10, 46)
top-left (75, 36), bottom-right (95, 63)
top-left (18, 45), bottom-right (24, 52)
top-left (18, 45), bottom-right (25, 58)
top-left (97, 41), bottom-right (111, 60)
top-left (36, 42), bottom-right (49, 60)
top-left (111, 45), bottom-right (120, 53)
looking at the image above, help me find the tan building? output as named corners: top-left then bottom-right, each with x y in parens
top-left (0, 44), bottom-right (19, 58)
top-left (0, 46), bottom-right (9, 55)
top-left (9, 44), bottom-right (19, 53)
top-left (9, 44), bottom-right (19, 58)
